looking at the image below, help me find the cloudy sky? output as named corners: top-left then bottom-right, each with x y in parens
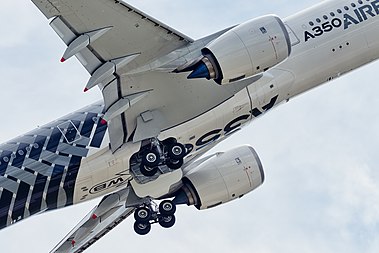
top-left (1, 0), bottom-right (379, 252)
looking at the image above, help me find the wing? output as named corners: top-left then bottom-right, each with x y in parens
top-left (32, 0), bottom-right (251, 153)
top-left (32, 0), bottom-right (193, 74)
top-left (50, 188), bottom-right (135, 253)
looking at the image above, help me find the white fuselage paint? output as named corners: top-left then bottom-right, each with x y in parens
top-left (73, 0), bottom-right (379, 203)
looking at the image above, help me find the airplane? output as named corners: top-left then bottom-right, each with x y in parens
top-left (1, 0), bottom-right (379, 252)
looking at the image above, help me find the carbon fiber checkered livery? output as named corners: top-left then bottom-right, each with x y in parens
top-left (0, 102), bottom-right (107, 229)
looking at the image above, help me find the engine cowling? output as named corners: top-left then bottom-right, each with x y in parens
top-left (186, 15), bottom-right (291, 85)
top-left (173, 146), bottom-right (264, 210)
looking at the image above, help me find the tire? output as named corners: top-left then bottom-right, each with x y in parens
top-left (134, 221), bottom-right (151, 235)
top-left (159, 215), bottom-right (176, 229)
top-left (162, 137), bottom-right (177, 147)
top-left (141, 149), bottom-right (161, 167)
top-left (167, 143), bottom-right (186, 160)
top-left (159, 200), bottom-right (176, 216)
top-left (134, 206), bottom-right (152, 223)
top-left (166, 159), bottom-right (184, 170)
top-left (140, 164), bottom-right (158, 177)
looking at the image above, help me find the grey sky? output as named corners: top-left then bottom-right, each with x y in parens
top-left (1, 0), bottom-right (379, 252)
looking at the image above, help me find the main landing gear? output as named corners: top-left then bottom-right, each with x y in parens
top-left (133, 199), bottom-right (177, 235)
top-left (139, 138), bottom-right (186, 177)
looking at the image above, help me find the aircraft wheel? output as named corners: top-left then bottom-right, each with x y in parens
top-left (159, 215), bottom-right (176, 229)
top-left (167, 143), bottom-right (186, 160)
top-left (134, 206), bottom-right (152, 223)
top-left (141, 149), bottom-right (161, 167)
top-left (159, 200), bottom-right (176, 216)
top-left (140, 164), bottom-right (158, 177)
top-left (134, 221), bottom-right (151, 235)
top-left (166, 159), bottom-right (184, 170)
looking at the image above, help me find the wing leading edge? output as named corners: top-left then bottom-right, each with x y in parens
top-left (32, 0), bottom-right (193, 73)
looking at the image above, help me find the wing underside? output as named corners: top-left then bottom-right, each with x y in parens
top-left (32, 0), bottom-right (193, 73)
top-left (51, 190), bottom-right (135, 253)
top-left (32, 0), bottom-right (240, 154)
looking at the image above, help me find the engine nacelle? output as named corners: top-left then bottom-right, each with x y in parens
top-left (173, 146), bottom-right (264, 210)
top-left (186, 15), bottom-right (291, 85)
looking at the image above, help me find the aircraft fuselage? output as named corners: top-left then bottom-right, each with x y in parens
top-left (1, 0), bottom-right (379, 230)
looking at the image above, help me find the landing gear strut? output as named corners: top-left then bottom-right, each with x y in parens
top-left (133, 199), bottom-right (177, 235)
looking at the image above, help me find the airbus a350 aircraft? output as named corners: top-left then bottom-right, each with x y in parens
top-left (1, 0), bottom-right (378, 252)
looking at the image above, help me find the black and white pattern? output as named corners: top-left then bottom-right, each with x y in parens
top-left (0, 102), bottom-right (107, 229)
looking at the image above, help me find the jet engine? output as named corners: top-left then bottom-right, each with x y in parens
top-left (180, 15), bottom-right (291, 85)
top-left (173, 145), bottom-right (264, 210)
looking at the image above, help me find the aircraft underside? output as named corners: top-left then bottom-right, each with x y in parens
top-left (1, 0), bottom-right (379, 252)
